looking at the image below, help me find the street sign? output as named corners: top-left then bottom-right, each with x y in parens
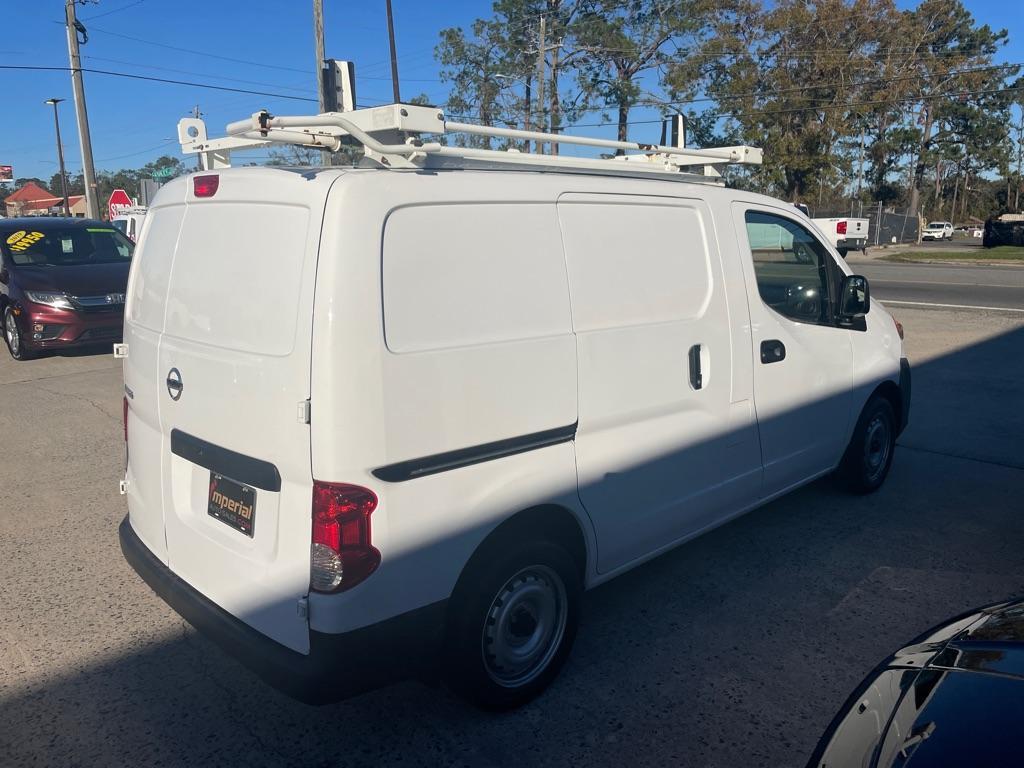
top-left (108, 188), bottom-right (132, 219)
top-left (151, 166), bottom-right (175, 179)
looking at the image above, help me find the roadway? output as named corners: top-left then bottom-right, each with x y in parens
top-left (2, 262), bottom-right (1023, 768)
top-left (856, 261), bottom-right (1024, 312)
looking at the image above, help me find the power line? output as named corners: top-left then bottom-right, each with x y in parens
top-left (87, 25), bottom-right (311, 74)
top-left (634, 61), bottom-right (1022, 110)
top-left (97, 140), bottom-right (178, 162)
top-left (82, 55), bottom-right (314, 93)
top-left (0, 64), bottom-right (318, 102)
top-left (79, 0), bottom-right (147, 22)
top-left (639, 84), bottom-right (1024, 122)
top-left (452, 83), bottom-right (1024, 130)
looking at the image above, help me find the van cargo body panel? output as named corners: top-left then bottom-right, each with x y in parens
top-left (123, 181), bottom-right (187, 563)
top-left (308, 173), bottom-right (585, 625)
top-left (559, 193), bottom-right (761, 573)
top-left (126, 168), bottom-right (344, 654)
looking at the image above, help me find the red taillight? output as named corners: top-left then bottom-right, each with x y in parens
top-left (836, 220), bottom-right (848, 235)
top-left (123, 396), bottom-right (129, 443)
top-left (310, 482), bottom-right (380, 593)
top-left (193, 174), bottom-right (219, 198)
top-left (894, 316), bottom-right (905, 340)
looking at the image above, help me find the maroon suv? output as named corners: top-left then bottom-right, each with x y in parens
top-left (1, 218), bottom-right (134, 360)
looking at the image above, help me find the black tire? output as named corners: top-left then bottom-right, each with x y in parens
top-left (4, 307), bottom-right (34, 361)
top-left (445, 539), bottom-right (582, 711)
top-left (836, 395), bottom-right (896, 494)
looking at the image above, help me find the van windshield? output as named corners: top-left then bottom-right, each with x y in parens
top-left (1, 226), bottom-right (134, 267)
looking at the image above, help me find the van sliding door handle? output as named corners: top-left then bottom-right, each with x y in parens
top-left (760, 340), bottom-right (786, 364)
top-left (688, 344), bottom-right (703, 390)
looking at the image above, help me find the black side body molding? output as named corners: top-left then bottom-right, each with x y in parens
top-left (373, 422), bottom-right (578, 483)
top-left (170, 429), bottom-right (282, 492)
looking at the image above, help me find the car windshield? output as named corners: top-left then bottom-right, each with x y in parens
top-left (1, 225), bottom-right (134, 266)
top-left (928, 222), bottom-right (947, 228)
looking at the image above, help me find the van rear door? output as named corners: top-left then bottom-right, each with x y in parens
top-left (155, 169), bottom-right (336, 653)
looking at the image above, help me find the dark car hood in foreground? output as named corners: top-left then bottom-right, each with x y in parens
top-left (13, 262), bottom-right (130, 297)
top-left (808, 600), bottom-right (1024, 768)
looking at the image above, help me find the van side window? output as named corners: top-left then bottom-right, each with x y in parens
top-left (744, 210), bottom-right (834, 325)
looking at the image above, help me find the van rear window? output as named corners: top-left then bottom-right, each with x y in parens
top-left (163, 203), bottom-right (311, 355)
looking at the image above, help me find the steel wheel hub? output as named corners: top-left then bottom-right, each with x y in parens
top-left (864, 414), bottom-right (891, 481)
top-left (482, 565), bottom-right (567, 688)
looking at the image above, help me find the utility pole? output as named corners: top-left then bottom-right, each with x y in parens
top-left (1016, 114), bottom-right (1023, 211)
top-left (45, 98), bottom-right (71, 217)
top-left (855, 123), bottom-right (865, 216)
top-left (535, 15), bottom-right (547, 154)
top-left (65, 0), bottom-right (99, 219)
top-left (549, 37), bottom-right (560, 156)
top-left (385, 0), bottom-right (401, 103)
top-left (312, 0), bottom-right (330, 165)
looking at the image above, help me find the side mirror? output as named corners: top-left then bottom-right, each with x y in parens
top-left (838, 274), bottom-right (870, 324)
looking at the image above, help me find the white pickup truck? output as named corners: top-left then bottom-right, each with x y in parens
top-left (794, 204), bottom-right (870, 257)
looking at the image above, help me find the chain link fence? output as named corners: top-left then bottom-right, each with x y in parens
top-left (811, 204), bottom-right (920, 246)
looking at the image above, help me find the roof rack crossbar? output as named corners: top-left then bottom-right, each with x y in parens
top-left (179, 103), bottom-right (761, 180)
top-left (444, 120), bottom-right (748, 162)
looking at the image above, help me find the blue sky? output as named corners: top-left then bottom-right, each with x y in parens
top-left (1, 0), bottom-right (1021, 184)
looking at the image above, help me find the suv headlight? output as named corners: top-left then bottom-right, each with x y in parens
top-left (24, 291), bottom-right (74, 309)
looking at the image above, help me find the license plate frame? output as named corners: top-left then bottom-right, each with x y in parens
top-left (207, 472), bottom-right (256, 537)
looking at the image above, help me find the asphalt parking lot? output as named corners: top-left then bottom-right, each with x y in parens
top-left (2, 297), bottom-right (1023, 767)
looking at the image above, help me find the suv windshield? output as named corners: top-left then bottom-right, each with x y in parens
top-left (928, 222), bottom-right (947, 228)
top-left (1, 225), bottom-right (134, 267)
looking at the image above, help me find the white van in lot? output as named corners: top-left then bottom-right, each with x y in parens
top-left (118, 107), bottom-right (910, 710)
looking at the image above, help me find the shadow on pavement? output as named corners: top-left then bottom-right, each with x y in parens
top-left (1, 326), bottom-right (1023, 768)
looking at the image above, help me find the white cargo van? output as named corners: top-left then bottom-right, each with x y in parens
top-left (111, 206), bottom-right (146, 242)
top-left (118, 105), bottom-right (910, 710)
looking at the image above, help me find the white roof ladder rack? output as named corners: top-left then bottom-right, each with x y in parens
top-left (178, 103), bottom-right (761, 183)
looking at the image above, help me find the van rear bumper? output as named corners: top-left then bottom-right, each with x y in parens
top-left (118, 516), bottom-right (447, 705)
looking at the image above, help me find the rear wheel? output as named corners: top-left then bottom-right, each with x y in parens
top-left (837, 395), bottom-right (896, 494)
top-left (445, 539), bottom-right (581, 710)
top-left (4, 307), bottom-right (34, 361)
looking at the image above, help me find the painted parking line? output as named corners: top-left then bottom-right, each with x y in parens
top-left (880, 299), bottom-right (1024, 313)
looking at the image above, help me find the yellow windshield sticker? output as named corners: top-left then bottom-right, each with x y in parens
top-left (5, 231), bottom-right (26, 245)
top-left (86, 227), bottom-right (117, 233)
top-left (8, 231), bottom-right (45, 252)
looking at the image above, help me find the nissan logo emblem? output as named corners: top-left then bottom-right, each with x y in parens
top-left (166, 368), bottom-right (183, 401)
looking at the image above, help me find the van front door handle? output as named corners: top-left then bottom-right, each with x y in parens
top-left (760, 339), bottom-right (786, 364)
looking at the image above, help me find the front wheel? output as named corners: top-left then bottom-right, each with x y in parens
top-left (836, 395), bottom-right (896, 494)
top-left (445, 539), bottom-right (581, 710)
top-left (4, 307), bottom-right (34, 361)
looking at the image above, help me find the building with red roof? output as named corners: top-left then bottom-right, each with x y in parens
top-left (4, 182), bottom-right (85, 218)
